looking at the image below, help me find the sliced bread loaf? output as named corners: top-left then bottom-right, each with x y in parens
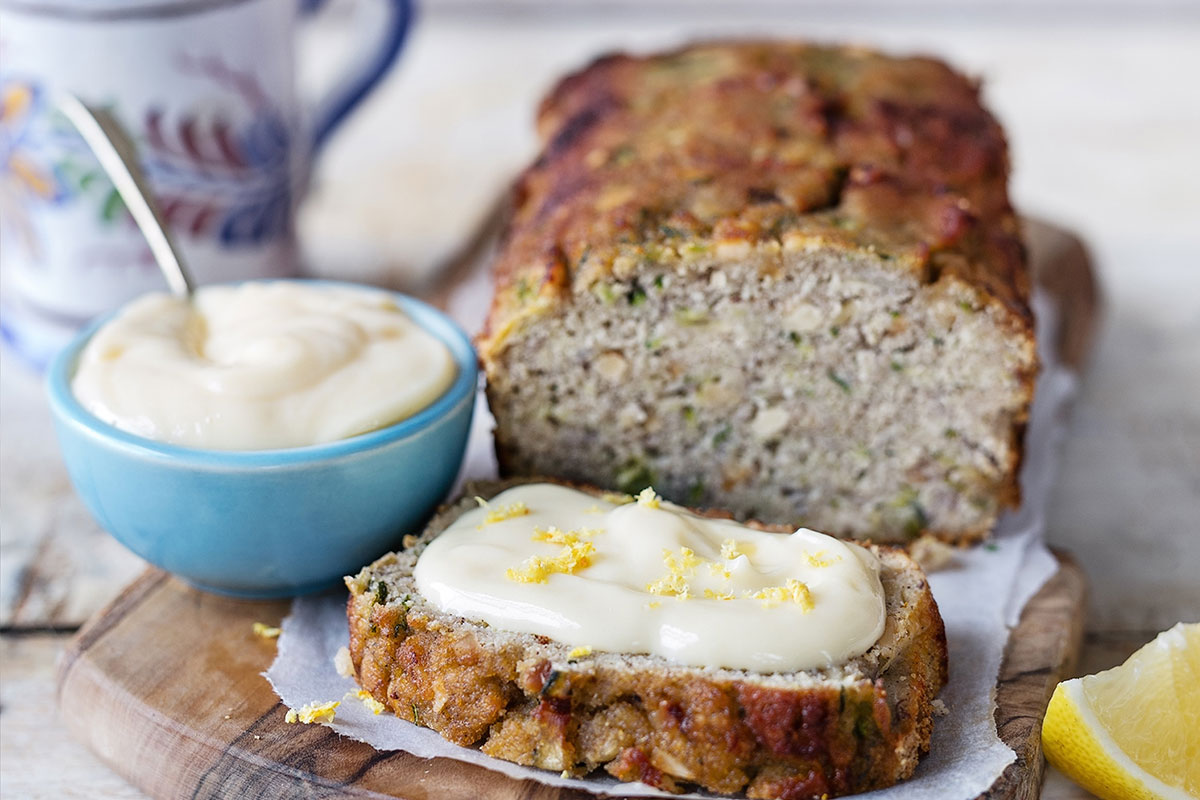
top-left (346, 482), bottom-right (948, 799)
top-left (478, 42), bottom-right (1037, 543)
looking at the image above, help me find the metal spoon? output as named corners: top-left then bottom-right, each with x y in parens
top-left (56, 93), bottom-right (196, 298)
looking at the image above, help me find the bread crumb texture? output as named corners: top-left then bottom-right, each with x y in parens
top-left (480, 41), bottom-right (1037, 544)
top-left (346, 485), bottom-right (949, 799)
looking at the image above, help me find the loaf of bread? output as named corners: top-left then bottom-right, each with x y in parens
top-left (478, 42), bottom-right (1037, 543)
top-left (346, 481), bottom-right (948, 799)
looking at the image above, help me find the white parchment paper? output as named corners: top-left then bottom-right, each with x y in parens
top-left (267, 291), bottom-right (1076, 799)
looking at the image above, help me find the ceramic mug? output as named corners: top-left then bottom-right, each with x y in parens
top-left (0, 0), bottom-right (412, 367)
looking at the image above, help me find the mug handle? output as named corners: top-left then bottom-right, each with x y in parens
top-left (301, 0), bottom-right (414, 153)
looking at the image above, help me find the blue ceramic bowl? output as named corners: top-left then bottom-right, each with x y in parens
top-left (46, 283), bottom-right (477, 598)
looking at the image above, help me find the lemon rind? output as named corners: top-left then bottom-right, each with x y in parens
top-left (1045, 679), bottom-right (1191, 800)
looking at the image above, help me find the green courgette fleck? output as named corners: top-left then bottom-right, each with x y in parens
top-left (903, 500), bottom-right (930, 539)
top-left (827, 369), bottom-right (852, 394)
top-left (712, 425), bottom-right (732, 447)
top-left (788, 331), bottom-right (802, 345)
top-left (944, 428), bottom-right (958, 439)
top-left (592, 283), bottom-right (618, 304)
top-left (515, 277), bottom-right (534, 303)
top-left (687, 481), bottom-right (705, 504)
top-left (682, 405), bottom-right (696, 422)
top-left (628, 285), bottom-right (648, 306)
top-left (674, 308), bottom-right (707, 325)
top-left (890, 360), bottom-right (904, 372)
top-left (653, 274), bottom-right (665, 288)
top-left (540, 669), bottom-right (564, 697)
top-left (659, 224), bottom-right (686, 239)
top-left (411, 703), bottom-right (421, 725)
top-left (830, 325), bottom-right (840, 337)
top-left (610, 145), bottom-right (636, 166)
top-left (616, 461), bottom-right (655, 495)
top-left (855, 702), bottom-right (879, 740)
top-left (374, 582), bottom-right (389, 605)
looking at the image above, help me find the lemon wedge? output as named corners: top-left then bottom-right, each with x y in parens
top-left (1042, 622), bottom-right (1200, 800)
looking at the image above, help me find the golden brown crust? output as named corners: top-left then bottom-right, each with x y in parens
top-left (478, 41), bottom-right (1032, 361)
top-left (346, 481), bottom-right (949, 798)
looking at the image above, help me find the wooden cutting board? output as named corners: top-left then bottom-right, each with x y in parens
top-left (54, 554), bottom-right (1086, 800)
top-left (56, 220), bottom-right (1098, 800)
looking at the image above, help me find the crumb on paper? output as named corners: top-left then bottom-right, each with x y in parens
top-left (285, 700), bottom-right (340, 724)
top-left (909, 535), bottom-right (956, 572)
top-left (402, 534), bottom-right (420, 549)
top-left (932, 698), bottom-right (949, 716)
top-left (252, 622), bottom-right (281, 639)
top-left (349, 689), bottom-right (386, 715)
top-left (334, 646), bottom-right (355, 678)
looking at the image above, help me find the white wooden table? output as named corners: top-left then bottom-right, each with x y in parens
top-left (2, 3), bottom-right (1197, 797)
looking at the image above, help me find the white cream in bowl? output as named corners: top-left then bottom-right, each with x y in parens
top-left (72, 282), bottom-right (457, 450)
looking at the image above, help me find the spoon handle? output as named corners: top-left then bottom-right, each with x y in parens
top-left (57, 93), bottom-right (195, 298)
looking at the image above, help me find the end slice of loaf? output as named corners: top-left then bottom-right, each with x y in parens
top-left (479, 41), bottom-right (1038, 543)
top-left (346, 482), bottom-right (948, 799)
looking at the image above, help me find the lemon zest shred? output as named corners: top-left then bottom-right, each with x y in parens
top-left (475, 497), bottom-right (531, 528)
top-left (567, 645), bottom-right (593, 659)
top-left (252, 622), bottom-right (281, 640)
top-left (704, 588), bottom-right (736, 601)
top-left (746, 579), bottom-right (815, 611)
top-left (707, 562), bottom-right (732, 580)
top-left (532, 526), bottom-right (602, 544)
top-left (636, 487), bottom-right (661, 509)
top-left (600, 491), bottom-right (634, 505)
top-left (506, 530), bottom-right (595, 583)
top-left (646, 546), bottom-right (703, 598)
top-left (720, 538), bottom-right (743, 560)
top-left (805, 550), bottom-right (838, 568)
top-left (349, 689), bottom-right (385, 715)
top-left (285, 700), bottom-right (340, 724)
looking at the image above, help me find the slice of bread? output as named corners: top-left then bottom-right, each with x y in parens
top-left (346, 481), bottom-right (948, 799)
